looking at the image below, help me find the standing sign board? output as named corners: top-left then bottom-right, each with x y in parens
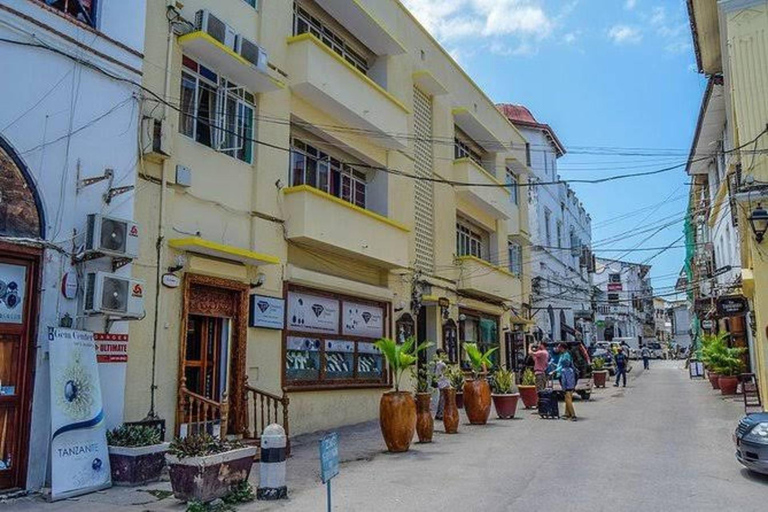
top-left (48, 328), bottom-right (111, 500)
top-left (689, 360), bottom-right (705, 379)
top-left (319, 432), bottom-right (339, 511)
top-left (249, 295), bottom-right (286, 329)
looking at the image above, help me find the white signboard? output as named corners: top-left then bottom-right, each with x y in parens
top-left (0, 263), bottom-right (26, 324)
top-left (287, 292), bottom-right (339, 334)
top-left (342, 301), bottom-right (384, 339)
top-left (48, 328), bottom-right (111, 500)
top-left (249, 295), bottom-right (286, 329)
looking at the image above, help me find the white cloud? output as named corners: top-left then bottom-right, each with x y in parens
top-left (607, 25), bottom-right (642, 44)
top-left (624, 0), bottom-right (638, 10)
top-left (645, 5), bottom-right (692, 54)
top-left (563, 31), bottom-right (580, 44)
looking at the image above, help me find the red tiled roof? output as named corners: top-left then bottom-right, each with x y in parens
top-left (496, 103), bottom-right (567, 158)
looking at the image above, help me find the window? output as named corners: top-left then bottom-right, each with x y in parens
top-left (460, 312), bottom-right (499, 370)
top-left (525, 142), bottom-right (532, 167)
top-left (544, 209), bottom-right (552, 246)
top-left (556, 221), bottom-right (563, 248)
top-left (290, 138), bottom-right (367, 208)
top-left (608, 293), bottom-right (620, 304)
top-left (179, 56), bottom-right (254, 163)
top-left (506, 169), bottom-right (518, 205)
top-left (454, 127), bottom-right (484, 167)
top-left (609, 273), bottom-right (621, 284)
top-left (293, 3), bottom-right (369, 74)
top-left (242, 0), bottom-right (258, 7)
top-left (456, 219), bottom-right (487, 260)
top-left (45, 0), bottom-right (97, 27)
top-left (508, 241), bottom-right (522, 276)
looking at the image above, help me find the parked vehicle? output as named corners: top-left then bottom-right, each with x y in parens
top-left (734, 413), bottom-right (768, 475)
top-left (648, 342), bottom-right (663, 359)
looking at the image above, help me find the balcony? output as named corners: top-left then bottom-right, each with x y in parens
top-left (456, 256), bottom-right (521, 301)
top-left (286, 33), bottom-right (409, 149)
top-left (453, 158), bottom-right (511, 219)
top-left (282, 185), bottom-right (410, 268)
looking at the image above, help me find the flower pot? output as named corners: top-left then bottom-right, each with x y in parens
top-left (492, 393), bottom-right (520, 419)
top-left (109, 442), bottom-right (169, 486)
top-left (416, 392), bottom-right (434, 443)
top-left (455, 392), bottom-right (464, 409)
top-left (518, 385), bottom-right (539, 409)
top-left (593, 370), bottom-right (608, 388)
top-left (379, 391), bottom-right (417, 453)
top-left (166, 446), bottom-right (256, 503)
top-left (463, 379), bottom-right (492, 425)
top-left (707, 372), bottom-right (721, 390)
top-left (441, 388), bottom-right (459, 434)
top-left (719, 376), bottom-right (739, 396)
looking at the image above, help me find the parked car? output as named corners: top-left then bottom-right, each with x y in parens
top-left (648, 342), bottom-right (664, 359)
top-left (734, 412), bottom-right (768, 475)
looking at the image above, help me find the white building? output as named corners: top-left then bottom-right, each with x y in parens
top-left (0, 0), bottom-right (145, 492)
top-left (593, 257), bottom-right (654, 346)
top-left (653, 297), bottom-right (673, 342)
top-left (498, 104), bottom-right (594, 343)
top-left (669, 300), bottom-right (693, 349)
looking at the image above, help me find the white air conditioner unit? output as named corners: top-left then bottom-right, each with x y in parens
top-left (140, 117), bottom-right (170, 160)
top-left (235, 35), bottom-right (268, 72)
top-left (195, 9), bottom-right (237, 49)
top-left (85, 214), bottom-right (140, 259)
top-left (84, 271), bottom-right (145, 317)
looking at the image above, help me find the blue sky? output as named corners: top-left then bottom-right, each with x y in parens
top-left (403, 0), bottom-right (707, 297)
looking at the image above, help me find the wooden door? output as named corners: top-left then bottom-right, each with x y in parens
top-left (0, 249), bottom-right (39, 490)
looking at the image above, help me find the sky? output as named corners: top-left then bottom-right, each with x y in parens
top-left (402, 0), bottom-right (707, 299)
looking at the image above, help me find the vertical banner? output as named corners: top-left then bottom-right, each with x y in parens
top-left (48, 328), bottom-right (111, 500)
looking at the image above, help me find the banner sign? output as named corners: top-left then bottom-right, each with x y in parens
top-left (94, 333), bottom-right (129, 363)
top-left (0, 263), bottom-right (26, 324)
top-left (48, 328), bottom-right (111, 500)
top-left (607, 283), bottom-right (623, 291)
top-left (249, 295), bottom-right (286, 330)
top-left (716, 295), bottom-right (749, 317)
top-left (342, 301), bottom-right (384, 339)
top-left (287, 292), bottom-right (339, 334)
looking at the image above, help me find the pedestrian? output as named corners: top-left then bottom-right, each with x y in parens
top-left (641, 344), bottom-right (651, 370)
top-left (614, 347), bottom-right (628, 387)
top-left (559, 357), bottom-right (578, 421)
top-left (433, 349), bottom-right (449, 420)
top-left (552, 342), bottom-right (573, 378)
top-left (529, 342), bottom-right (550, 391)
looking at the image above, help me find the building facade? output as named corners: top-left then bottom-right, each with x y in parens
top-left (593, 257), bottom-right (654, 346)
top-left (653, 297), bottom-right (673, 343)
top-left (0, 0), bottom-right (146, 492)
top-left (669, 300), bottom-right (693, 350)
top-left (497, 104), bottom-right (594, 344)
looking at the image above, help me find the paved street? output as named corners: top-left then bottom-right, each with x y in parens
top-left (5, 361), bottom-right (767, 512)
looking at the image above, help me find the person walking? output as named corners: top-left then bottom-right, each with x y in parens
top-left (641, 344), bottom-right (651, 370)
top-left (529, 343), bottom-right (550, 391)
top-left (614, 347), bottom-right (628, 387)
top-left (559, 357), bottom-right (578, 421)
top-left (552, 342), bottom-right (573, 378)
top-left (433, 349), bottom-right (449, 420)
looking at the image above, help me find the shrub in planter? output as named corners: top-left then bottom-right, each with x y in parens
top-left (711, 345), bottom-right (746, 396)
top-left (592, 357), bottom-right (608, 388)
top-left (518, 368), bottom-right (538, 409)
top-left (446, 364), bottom-right (466, 409)
top-left (375, 337), bottom-right (431, 452)
top-left (414, 366), bottom-right (434, 443)
top-left (463, 343), bottom-right (496, 425)
top-left (166, 434), bottom-right (255, 503)
top-left (491, 368), bottom-right (520, 419)
top-left (107, 424), bottom-right (168, 486)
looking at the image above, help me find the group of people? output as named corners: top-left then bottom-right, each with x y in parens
top-left (529, 342), bottom-right (579, 421)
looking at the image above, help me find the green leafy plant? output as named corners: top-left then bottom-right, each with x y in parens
top-left (521, 367), bottom-right (536, 386)
top-left (592, 357), bottom-right (605, 371)
top-left (463, 343), bottom-right (497, 378)
top-left (491, 368), bottom-right (517, 395)
top-left (414, 365), bottom-right (431, 393)
top-left (446, 364), bottom-right (466, 390)
top-left (168, 433), bottom-right (244, 459)
top-left (700, 332), bottom-right (728, 369)
top-left (223, 481), bottom-right (255, 505)
top-left (106, 424), bottom-right (162, 447)
top-left (374, 337), bottom-right (432, 392)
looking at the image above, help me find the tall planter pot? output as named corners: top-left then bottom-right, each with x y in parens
top-left (166, 446), bottom-right (256, 503)
top-left (707, 372), bottom-right (721, 390)
top-left (416, 392), bottom-right (434, 443)
top-left (463, 379), bottom-right (492, 425)
top-left (518, 385), bottom-right (538, 409)
top-left (593, 370), bottom-right (608, 389)
top-left (492, 393), bottom-right (520, 419)
top-left (109, 442), bottom-right (169, 486)
top-left (441, 388), bottom-right (459, 434)
top-left (379, 391), bottom-right (417, 453)
top-left (719, 376), bottom-right (739, 396)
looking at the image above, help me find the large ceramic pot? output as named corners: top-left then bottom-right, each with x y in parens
top-left (379, 391), bottom-right (417, 453)
top-left (441, 388), bottom-right (459, 434)
top-left (518, 385), bottom-right (539, 409)
top-left (109, 442), bottom-right (169, 486)
top-left (416, 392), bottom-right (434, 443)
top-left (455, 392), bottom-right (464, 409)
top-left (707, 372), bottom-right (721, 390)
top-left (166, 446), bottom-right (256, 503)
top-left (719, 376), bottom-right (739, 396)
top-left (593, 370), bottom-right (608, 388)
top-left (492, 393), bottom-right (520, 419)
top-left (463, 379), bottom-right (492, 425)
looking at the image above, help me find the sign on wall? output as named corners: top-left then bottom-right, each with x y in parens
top-left (0, 263), bottom-right (26, 324)
top-left (249, 295), bottom-right (286, 330)
top-left (716, 295), bottom-right (749, 317)
top-left (287, 292), bottom-right (339, 334)
top-left (94, 333), bottom-right (129, 363)
top-left (607, 283), bottom-right (623, 292)
top-left (48, 328), bottom-right (111, 500)
top-left (342, 301), bottom-right (384, 339)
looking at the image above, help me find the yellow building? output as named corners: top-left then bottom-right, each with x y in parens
top-left (688, 0), bottom-right (768, 408)
top-left (128, 0), bottom-right (532, 440)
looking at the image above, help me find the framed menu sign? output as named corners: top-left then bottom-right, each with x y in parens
top-left (287, 292), bottom-right (340, 334)
top-left (342, 301), bottom-right (384, 339)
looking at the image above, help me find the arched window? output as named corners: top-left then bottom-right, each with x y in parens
top-left (395, 313), bottom-right (415, 344)
top-left (0, 138), bottom-right (44, 239)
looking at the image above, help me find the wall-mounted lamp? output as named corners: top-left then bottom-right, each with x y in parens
top-left (250, 272), bottom-right (266, 289)
top-left (749, 204), bottom-right (768, 243)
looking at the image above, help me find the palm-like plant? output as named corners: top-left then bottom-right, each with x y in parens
top-left (374, 337), bottom-right (432, 392)
top-left (711, 346), bottom-right (746, 377)
top-left (700, 332), bottom-right (729, 369)
top-left (464, 343), bottom-right (497, 379)
top-left (491, 368), bottom-right (517, 394)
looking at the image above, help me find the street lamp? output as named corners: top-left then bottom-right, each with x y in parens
top-left (748, 204), bottom-right (768, 243)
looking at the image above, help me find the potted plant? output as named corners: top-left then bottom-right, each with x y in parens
top-left (491, 368), bottom-right (520, 419)
top-left (711, 346), bottom-right (746, 396)
top-left (592, 357), bottom-right (608, 388)
top-left (447, 364), bottom-right (466, 409)
top-left (462, 343), bottom-right (497, 425)
top-left (414, 365), bottom-right (434, 443)
top-left (701, 333), bottom-right (728, 390)
top-left (107, 424), bottom-right (169, 486)
top-left (166, 433), bottom-right (255, 503)
top-left (518, 367), bottom-right (539, 409)
top-left (374, 337), bottom-right (431, 453)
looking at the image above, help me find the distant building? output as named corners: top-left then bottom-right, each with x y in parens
top-left (593, 258), bottom-right (654, 345)
top-left (654, 297), bottom-right (673, 342)
top-left (669, 300), bottom-right (692, 349)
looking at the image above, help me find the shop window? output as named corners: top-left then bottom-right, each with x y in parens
top-left (44, 0), bottom-right (97, 27)
top-left (459, 311), bottom-right (499, 370)
top-left (284, 288), bottom-right (388, 388)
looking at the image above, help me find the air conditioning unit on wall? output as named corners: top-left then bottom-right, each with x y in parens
top-left (195, 9), bottom-right (237, 49)
top-left (85, 214), bottom-right (140, 259)
top-left (84, 271), bottom-right (145, 317)
top-left (235, 35), bottom-right (268, 72)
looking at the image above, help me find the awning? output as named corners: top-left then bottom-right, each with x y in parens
top-left (314, 0), bottom-right (406, 55)
top-left (168, 238), bottom-right (280, 266)
top-left (453, 107), bottom-right (507, 152)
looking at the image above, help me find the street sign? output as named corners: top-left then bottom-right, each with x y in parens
top-left (716, 295), bottom-right (749, 317)
top-left (319, 432), bottom-right (339, 512)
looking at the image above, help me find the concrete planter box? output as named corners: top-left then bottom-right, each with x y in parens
top-left (108, 443), bottom-right (169, 486)
top-left (166, 446), bottom-right (256, 503)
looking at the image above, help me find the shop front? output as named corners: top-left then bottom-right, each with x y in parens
top-left (458, 308), bottom-right (501, 370)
